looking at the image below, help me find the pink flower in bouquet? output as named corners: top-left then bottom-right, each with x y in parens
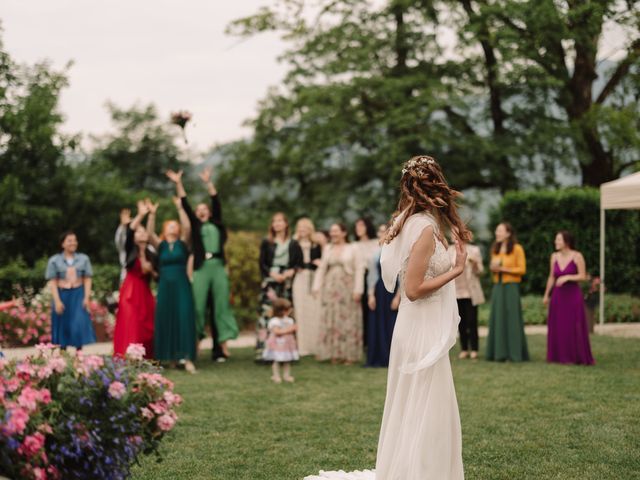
top-left (5, 407), bottom-right (30, 435)
top-left (170, 110), bottom-right (192, 144)
top-left (125, 343), bottom-right (146, 361)
top-left (108, 381), bottom-right (126, 400)
top-left (157, 413), bottom-right (176, 432)
top-left (0, 358), bottom-right (7, 370)
top-left (18, 431), bottom-right (46, 458)
top-left (140, 407), bottom-right (154, 420)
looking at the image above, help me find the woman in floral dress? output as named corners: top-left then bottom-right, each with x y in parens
top-left (312, 223), bottom-right (364, 364)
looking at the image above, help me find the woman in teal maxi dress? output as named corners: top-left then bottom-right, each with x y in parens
top-left (154, 239), bottom-right (196, 362)
top-left (146, 194), bottom-right (197, 371)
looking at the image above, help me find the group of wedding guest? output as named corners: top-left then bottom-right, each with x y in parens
top-left (453, 222), bottom-right (594, 366)
top-left (109, 167), bottom-right (239, 373)
top-left (257, 214), bottom-right (399, 369)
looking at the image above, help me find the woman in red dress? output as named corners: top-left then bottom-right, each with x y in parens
top-left (113, 200), bottom-right (157, 358)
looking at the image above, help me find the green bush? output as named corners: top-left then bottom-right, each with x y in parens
top-left (478, 293), bottom-right (640, 325)
top-left (226, 230), bottom-right (262, 329)
top-left (0, 257), bottom-right (120, 305)
top-left (0, 257), bottom-right (48, 301)
top-left (92, 263), bottom-right (122, 304)
top-left (492, 188), bottom-right (640, 295)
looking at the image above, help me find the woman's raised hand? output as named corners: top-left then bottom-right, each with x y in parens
top-left (199, 166), bottom-right (212, 184)
top-left (454, 240), bottom-right (467, 273)
top-left (166, 169), bottom-right (183, 183)
top-left (136, 199), bottom-right (149, 216)
top-left (145, 199), bottom-right (159, 214)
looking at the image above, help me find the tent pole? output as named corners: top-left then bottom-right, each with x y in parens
top-left (599, 207), bottom-right (605, 326)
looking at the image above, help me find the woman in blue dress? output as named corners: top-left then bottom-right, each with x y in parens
top-left (365, 224), bottom-right (399, 367)
top-left (45, 231), bottom-right (96, 349)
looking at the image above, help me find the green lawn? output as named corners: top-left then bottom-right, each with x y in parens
top-left (131, 335), bottom-right (640, 480)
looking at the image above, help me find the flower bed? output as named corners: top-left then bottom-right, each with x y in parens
top-left (0, 289), bottom-right (116, 348)
top-left (0, 344), bottom-right (180, 480)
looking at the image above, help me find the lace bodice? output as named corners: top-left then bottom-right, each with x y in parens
top-left (400, 236), bottom-right (451, 303)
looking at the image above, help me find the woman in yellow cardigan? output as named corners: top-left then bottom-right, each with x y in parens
top-left (486, 222), bottom-right (530, 361)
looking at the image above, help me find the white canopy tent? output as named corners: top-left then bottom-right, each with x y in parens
top-left (599, 172), bottom-right (640, 325)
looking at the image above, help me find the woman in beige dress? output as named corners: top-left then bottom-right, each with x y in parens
top-left (292, 217), bottom-right (323, 356)
top-left (312, 223), bottom-right (365, 364)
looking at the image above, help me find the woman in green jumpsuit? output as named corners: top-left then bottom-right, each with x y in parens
top-left (169, 167), bottom-right (238, 360)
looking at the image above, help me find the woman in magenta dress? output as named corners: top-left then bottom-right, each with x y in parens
top-left (113, 200), bottom-right (157, 359)
top-left (543, 230), bottom-right (595, 365)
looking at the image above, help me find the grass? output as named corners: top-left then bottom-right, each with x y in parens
top-left (131, 335), bottom-right (640, 480)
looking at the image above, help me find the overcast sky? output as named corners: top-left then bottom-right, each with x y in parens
top-left (2, 1), bottom-right (633, 154)
top-left (2, 1), bottom-right (288, 152)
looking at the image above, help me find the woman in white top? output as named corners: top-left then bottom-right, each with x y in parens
top-left (448, 240), bottom-right (485, 359)
top-left (306, 155), bottom-right (470, 480)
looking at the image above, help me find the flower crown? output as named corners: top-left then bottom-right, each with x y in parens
top-left (402, 156), bottom-right (435, 175)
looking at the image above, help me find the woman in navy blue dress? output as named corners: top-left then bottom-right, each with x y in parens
top-left (45, 231), bottom-right (96, 349)
top-left (365, 224), bottom-right (400, 367)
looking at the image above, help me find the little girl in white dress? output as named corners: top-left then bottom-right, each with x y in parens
top-left (262, 298), bottom-right (299, 383)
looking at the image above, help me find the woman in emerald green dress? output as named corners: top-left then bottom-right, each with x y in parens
top-left (147, 195), bottom-right (197, 373)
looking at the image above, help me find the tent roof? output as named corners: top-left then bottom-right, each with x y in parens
top-left (601, 172), bottom-right (640, 210)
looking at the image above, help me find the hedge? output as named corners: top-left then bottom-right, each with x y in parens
top-left (478, 294), bottom-right (640, 325)
top-left (492, 188), bottom-right (640, 295)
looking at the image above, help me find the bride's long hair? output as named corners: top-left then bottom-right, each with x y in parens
top-left (383, 155), bottom-right (472, 244)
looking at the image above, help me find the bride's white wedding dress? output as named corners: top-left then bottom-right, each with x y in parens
top-left (305, 212), bottom-right (464, 480)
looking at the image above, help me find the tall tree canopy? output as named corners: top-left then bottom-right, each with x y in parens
top-left (217, 0), bottom-right (640, 225)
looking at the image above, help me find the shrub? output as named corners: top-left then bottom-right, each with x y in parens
top-left (225, 231), bottom-right (262, 329)
top-left (492, 188), bottom-right (640, 295)
top-left (0, 289), bottom-right (114, 348)
top-left (0, 344), bottom-right (180, 480)
top-left (478, 294), bottom-right (640, 325)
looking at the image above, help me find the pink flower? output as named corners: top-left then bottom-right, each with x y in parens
top-left (162, 391), bottom-right (182, 406)
top-left (38, 388), bottom-right (51, 405)
top-left (37, 365), bottom-right (53, 380)
top-left (18, 386), bottom-right (39, 412)
top-left (125, 343), bottom-right (146, 360)
top-left (35, 343), bottom-right (57, 353)
top-left (32, 467), bottom-right (47, 480)
top-left (140, 407), bottom-right (154, 419)
top-left (108, 381), bottom-right (126, 400)
top-left (5, 378), bottom-right (20, 392)
top-left (157, 413), bottom-right (176, 432)
top-left (47, 357), bottom-right (67, 374)
top-left (38, 423), bottom-right (53, 434)
top-left (148, 402), bottom-right (166, 415)
top-left (18, 432), bottom-right (46, 457)
top-left (0, 359), bottom-right (7, 370)
top-left (5, 407), bottom-right (30, 435)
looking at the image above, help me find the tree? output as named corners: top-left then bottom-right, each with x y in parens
top-left (0, 31), bottom-right (75, 264)
top-left (90, 103), bottom-right (192, 196)
top-left (219, 0), bottom-right (639, 225)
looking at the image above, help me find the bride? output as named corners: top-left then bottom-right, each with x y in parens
top-left (305, 155), bottom-right (470, 480)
